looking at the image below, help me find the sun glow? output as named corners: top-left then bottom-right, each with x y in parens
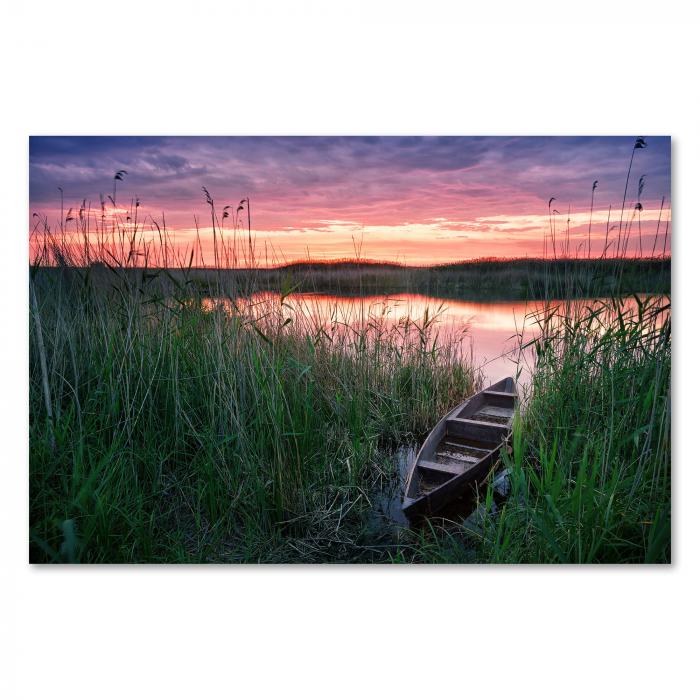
top-left (30, 136), bottom-right (672, 266)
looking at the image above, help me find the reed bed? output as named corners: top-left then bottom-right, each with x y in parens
top-left (411, 292), bottom-right (671, 563)
top-left (476, 293), bottom-right (671, 563)
top-left (29, 256), bottom-right (478, 562)
top-left (30, 254), bottom-right (670, 562)
top-left (69, 257), bottom-right (666, 300)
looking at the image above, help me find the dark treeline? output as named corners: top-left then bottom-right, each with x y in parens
top-left (66, 256), bottom-right (671, 300)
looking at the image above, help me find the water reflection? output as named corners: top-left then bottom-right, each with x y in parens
top-left (371, 445), bottom-right (416, 529)
top-left (207, 292), bottom-right (666, 386)
top-left (203, 291), bottom-right (668, 395)
top-left (205, 292), bottom-right (542, 385)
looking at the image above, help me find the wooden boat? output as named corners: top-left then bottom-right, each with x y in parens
top-left (402, 377), bottom-right (518, 519)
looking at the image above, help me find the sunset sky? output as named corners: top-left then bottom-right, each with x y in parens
top-left (29, 136), bottom-right (671, 265)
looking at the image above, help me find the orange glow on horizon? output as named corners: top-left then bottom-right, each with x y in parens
top-left (30, 204), bottom-right (672, 267)
top-left (30, 137), bottom-right (672, 266)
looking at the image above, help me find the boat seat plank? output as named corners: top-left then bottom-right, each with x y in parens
top-left (481, 390), bottom-right (517, 408)
top-left (446, 417), bottom-right (508, 443)
top-left (418, 459), bottom-right (465, 476)
top-left (478, 405), bottom-right (514, 419)
top-left (442, 437), bottom-right (493, 452)
top-left (441, 440), bottom-right (491, 459)
top-left (435, 448), bottom-right (479, 464)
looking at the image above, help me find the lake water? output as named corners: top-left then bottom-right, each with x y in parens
top-left (305, 293), bottom-right (539, 386)
top-left (219, 292), bottom-right (666, 388)
top-left (232, 292), bottom-right (565, 386)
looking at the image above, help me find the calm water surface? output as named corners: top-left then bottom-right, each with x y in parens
top-left (222, 291), bottom-right (666, 386)
top-left (237, 292), bottom-right (572, 385)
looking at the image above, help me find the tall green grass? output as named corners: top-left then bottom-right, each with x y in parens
top-left (413, 293), bottom-right (671, 564)
top-left (31, 259), bottom-right (670, 563)
top-left (29, 264), bottom-right (477, 562)
top-left (480, 295), bottom-right (671, 563)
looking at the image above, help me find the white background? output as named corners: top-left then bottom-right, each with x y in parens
top-left (1, 2), bottom-right (698, 698)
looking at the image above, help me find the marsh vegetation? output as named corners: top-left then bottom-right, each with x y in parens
top-left (29, 149), bottom-right (671, 563)
top-left (29, 261), bottom-right (670, 562)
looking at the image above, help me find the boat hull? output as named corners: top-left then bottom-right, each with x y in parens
top-left (402, 377), bottom-right (517, 520)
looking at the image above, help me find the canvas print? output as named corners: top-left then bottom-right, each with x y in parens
top-left (28, 136), bottom-right (671, 563)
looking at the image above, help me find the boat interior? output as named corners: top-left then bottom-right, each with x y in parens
top-left (407, 378), bottom-right (517, 498)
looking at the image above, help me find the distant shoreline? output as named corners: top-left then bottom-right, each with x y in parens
top-left (40, 256), bottom-right (670, 300)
